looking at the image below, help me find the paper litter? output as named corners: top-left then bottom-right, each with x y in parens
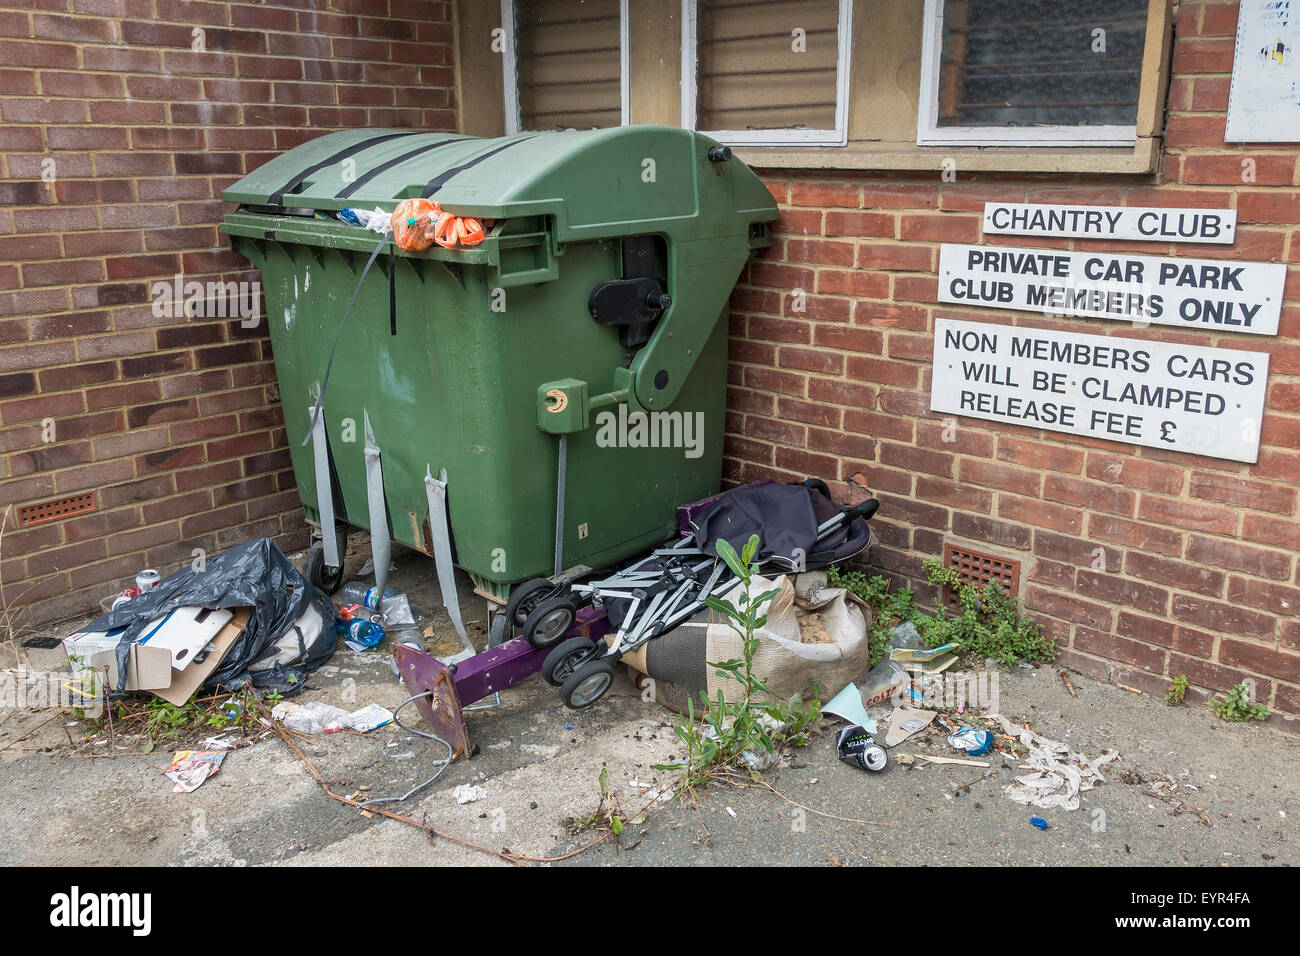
top-left (164, 750), bottom-right (226, 793)
top-left (989, 714), bottom-right (1119, 811)
top-left (453, 784), bottom-right (487, 804)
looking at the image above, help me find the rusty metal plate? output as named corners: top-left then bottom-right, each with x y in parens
top-left (391, 642), bottom-right (471, 761)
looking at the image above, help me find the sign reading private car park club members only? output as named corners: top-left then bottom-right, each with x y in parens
top-left (930, 318), bottom-right (1270, 464)
top-left (982, 202), bottom-right (1238, 243)
top-left (938, 244), bottom-right (1286, 335)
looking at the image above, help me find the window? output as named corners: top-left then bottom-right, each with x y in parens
top-left (681, 0), bottom-right (854, 146)
top-left (917, 0), bottom-right (1148, 147)
top-left (501, 0), bottom-right (629, 134)
top-left (458, 0), bottom-right (1173, 173)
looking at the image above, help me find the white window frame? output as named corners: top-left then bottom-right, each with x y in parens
top-left (916, 0), bottom-right (1138, 148)
top-left (501, 0), bottom-right (630, 135)
top-left (680, 0), bottom-right (854, 147)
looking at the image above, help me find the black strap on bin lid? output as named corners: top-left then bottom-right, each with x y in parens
top-left (335, 136), bottom-right (466, 202)
top-left (388, 246), bottom-right (397, 336)
top-left (420, 135), bottom-right (538, 198)
top-left (268, 131), bottom-right (418, 207)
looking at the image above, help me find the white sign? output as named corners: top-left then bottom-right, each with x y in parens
top-left (1226, 0), bottom-right (1300, 142)
top-left (982, 203), bottom-right (1238, 243)
top-left (938, 243), bottom-right (1285, 336)
top-left (930, 318), bottom-right (1269, 463)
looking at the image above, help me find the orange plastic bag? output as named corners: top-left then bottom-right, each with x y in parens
top-left (391, 198), bottom-right (486, 251)
top-left (432, 210), bottom-right (485, 249)
top-left (391, 198), bottom-right (439, 252)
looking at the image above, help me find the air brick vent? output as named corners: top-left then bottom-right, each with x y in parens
top-left (17, 492), bottom-right (97, 528)
top-left (943, 543), bottom-right (1020, 606)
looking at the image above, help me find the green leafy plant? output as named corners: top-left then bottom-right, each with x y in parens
top-left (1209, 682), bottom-right (1270, 722)
top-left (826, 565), bottom-right (921, 666)
top-left (828, 560), bottom-right (1056, 667)
top-left (566, 766), bottom-right (645, 838)
top-left (1165, 673), bottom-right (1189, 706)
top-left (144, 698), bottom-right (200, 738)
top-left (653, 534), bottom-right (822, 792)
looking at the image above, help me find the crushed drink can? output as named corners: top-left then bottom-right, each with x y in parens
top-left (111, 586), bottom-right (143, 610)
top-left (947, 727), bottom-right (992, 756)
top-left (837, 724), bottom-right (887, 773)
top-left (135, 569), bottom-right (161, 591)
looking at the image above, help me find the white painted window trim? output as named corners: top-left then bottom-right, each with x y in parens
top-left (680, 0), bottom-right (854, 147)
top-left (501, 0), bottom-right (630, 135)
top-left (916, 0), bottom-right (1139, 148)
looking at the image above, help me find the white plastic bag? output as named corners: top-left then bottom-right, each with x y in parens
top-left (272, 700), bottom-right (350, 734)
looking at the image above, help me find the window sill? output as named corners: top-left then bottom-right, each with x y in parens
top-left (733, 137), bottom-right (1159, 176)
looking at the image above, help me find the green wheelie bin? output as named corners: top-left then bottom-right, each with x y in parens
top-left (219, 125), bottom-right (778, 639)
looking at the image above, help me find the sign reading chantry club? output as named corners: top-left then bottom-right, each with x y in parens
top-left (938, 243), bottom-right (1285, 335)
top-left (982, 203), bottom-right (1238, 243)
top-left (930, 318), bottom-right (1269, 463)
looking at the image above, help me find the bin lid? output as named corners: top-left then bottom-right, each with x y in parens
top-left (222, 125), bottom-right (776, 242)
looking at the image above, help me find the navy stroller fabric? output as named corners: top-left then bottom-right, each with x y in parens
top-left (690, 481), bottom-right (871, 570)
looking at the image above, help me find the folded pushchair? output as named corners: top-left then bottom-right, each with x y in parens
top-left (503, 479), bottom-right (878, 709)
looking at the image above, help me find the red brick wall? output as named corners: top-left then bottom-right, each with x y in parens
top-left (729, 0), bottom-right (1300, 721)
top-left (0, 0), bottom-right (455, 624)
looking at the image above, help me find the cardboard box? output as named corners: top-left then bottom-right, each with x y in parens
top-left (65, 629), bottom-right (173, 693)
top-left (151, 607), bottom-right (248, 707)
top-left (64, 607), bottom-right (250, 704)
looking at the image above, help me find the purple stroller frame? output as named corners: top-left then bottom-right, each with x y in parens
top-left (388, 488), bottom-right (743, 759)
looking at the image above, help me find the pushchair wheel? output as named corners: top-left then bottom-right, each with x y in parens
top-left (523, 595), bottom-right (578, 648)
top-left (559, 659), bottom-right (615, 709)
top-left (505, 577), bottom-right (558, 627)
top-left (542, 637), bottom-right (602, 686)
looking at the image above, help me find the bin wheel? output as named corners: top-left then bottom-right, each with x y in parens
top-left (489, 612), bottom-right (511, 648)
top-left (862, 744), bottom-right (888, 773)
top-left (523, 595), bottom-right (578, 649)
top-left (559, 659), bottom-right (615, 710)
top-left (304, 545), bottom-right (344, 595)
top-left (505, 577), bottom-right (559, 627)
top-left (542, 637), bottom-right (602, 687)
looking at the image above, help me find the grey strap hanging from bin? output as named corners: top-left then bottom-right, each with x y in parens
top-left (554, 434), bottom-right (567, 576)
top-left (308, 398), bottom-right (340, 572)
top-left (424, 466), bottom-right (468, 643)
top-left (362, 410), bottom-right (392, 604)
top-left (301, 232), bottom-right (390, 448)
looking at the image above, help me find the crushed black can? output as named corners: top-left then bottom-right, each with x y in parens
top-left (837, 724), bottom-right (888, 772)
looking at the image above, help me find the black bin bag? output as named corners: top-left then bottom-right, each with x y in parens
top-left (83, 538), bottom-right (335, 697)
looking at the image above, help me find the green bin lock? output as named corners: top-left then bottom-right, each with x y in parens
top-left (219, 126), bottom-right (778, 595)
top-left (538, 379), bottom-right (588, 434)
